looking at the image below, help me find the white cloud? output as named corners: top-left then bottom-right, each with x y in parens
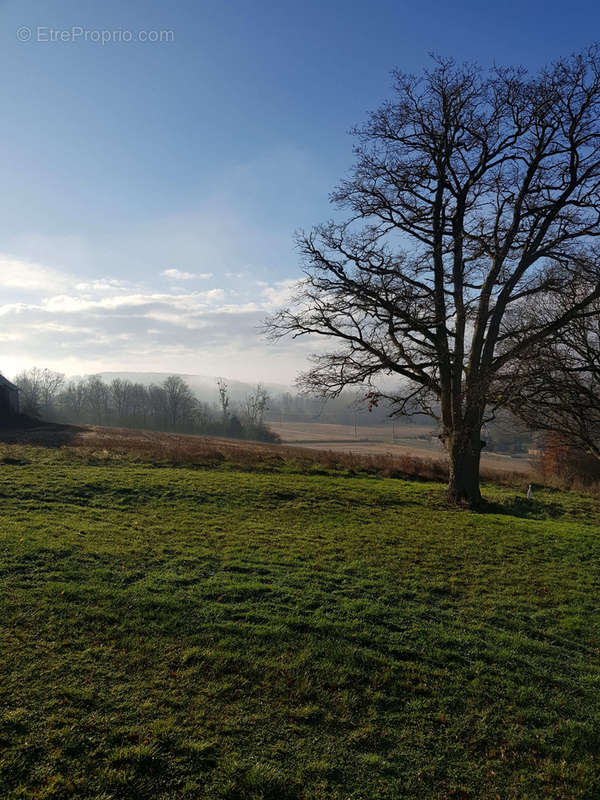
top-left (39, 289), bottom-right (226, 315)
top-left (74, 279), bottom-right (134, 292)
top-left (29, 322), bottom-right (94, 335)
top-left (0, 303), bottom-right (30, 317)
top-left (0, 257), bottom-right (70, 292)
top-left (161, 269), bottom-right (213, 280)
top-left (143, 311), bottom-right (209, 330)
top-left (261, 279), bottom-right (301, 308)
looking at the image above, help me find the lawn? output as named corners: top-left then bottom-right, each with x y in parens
top-left (0, 445), bottom-right (599, 799)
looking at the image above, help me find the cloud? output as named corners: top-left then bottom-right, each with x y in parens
top-left (40, 289), bottom-right (226, 315)
top-left (74, 279), bottom-right (134, 292)
top-left (0, 257), bottom-right (317, 384)
top-left (0, 303), bottom-right (30, 317)
top-left (0, 257), bottom-right (70, 292)
top-left (161, 269), bottom-right (213, 280)
top-left (260, 279), bottom-right (301, 308)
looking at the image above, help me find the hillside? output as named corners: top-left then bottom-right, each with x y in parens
top-left (0, 444), bottom-right (599, 799)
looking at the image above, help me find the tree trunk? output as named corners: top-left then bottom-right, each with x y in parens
top-left (447, 425), bottom-right (483, 507)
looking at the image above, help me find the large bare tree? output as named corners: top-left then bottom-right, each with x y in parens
top-left (266, 49), bottom-right (600, 506)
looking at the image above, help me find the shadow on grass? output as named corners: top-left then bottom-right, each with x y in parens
top-left (480, 495), bottom-right (566, 520)
top-left (0, 415), bottom-right (84, 449)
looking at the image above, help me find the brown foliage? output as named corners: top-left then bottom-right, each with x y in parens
top-left (536, 432), bottom-right (600, 488)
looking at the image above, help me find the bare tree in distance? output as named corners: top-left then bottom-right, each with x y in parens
top-left (14, 367), bottom-right (65, 417)
top-left (266, 48), bottom-right (600, 506)
top-left (61, 379), bottom-right (88, 421)
top-left (216, 378), bottom-right (230, 422)
top-left (163, 375), bottom-right (195, 429)
top-left (110, 378), bottom-right (133, 424)
top-left (84, 376), bottom-right (110, 425)
top-left (244, 384), bottom-right (270, 427)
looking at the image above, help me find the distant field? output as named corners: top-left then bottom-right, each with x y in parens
top-left (271, 421), bottom-right (533, 475)
top-left (269, 421), bottom-right (436, 442)
top-left (0, 422), bottom-right (532, 481)
top-left (0, 444), bottom-right (599, 798)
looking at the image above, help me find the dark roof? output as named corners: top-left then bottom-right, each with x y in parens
top-left (0, 375), bottom-right (19, 392)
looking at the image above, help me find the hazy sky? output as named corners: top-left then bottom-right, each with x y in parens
top-left (0, 0), bottom-right (598, 382)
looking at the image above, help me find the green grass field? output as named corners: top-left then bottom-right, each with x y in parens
top-left (1, 445), bottom-right (599, 799)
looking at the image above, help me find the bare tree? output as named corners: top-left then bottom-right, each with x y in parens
top-left (162, 375), bottom-right (195, 429)
top-left (39, 369), bottom-right (65, 411)
top-left (216, 378), bottom-right (230, 422)
top-left (84, 376), bottom-right (111, 425)
top-left (110, 379), bottom-right (133, 424)
top-left (14, 367), bottom-right (64, 417)
top-left (148, 384), bottom-right (168, 427)
top-left (244, 384), bottom-right (270, 427)
top-left (60, 379), bottom-right (87, 420)
top-left (14, 369), bottom-right (43, 416)
top-left (129, 383), bottom-right (150, 427)
top-left (504, 289), bottom-right (600, 459)
top-left (266, 50), bottom-right (600, 506)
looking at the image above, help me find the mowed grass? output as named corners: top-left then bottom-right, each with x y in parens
top-left (1, 447), bottom-right (599, 799)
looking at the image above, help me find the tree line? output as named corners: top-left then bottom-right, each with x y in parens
top-left (10, 366), bottom-right (534, 455)
top-left (12, 368), bottom-right (279, 442)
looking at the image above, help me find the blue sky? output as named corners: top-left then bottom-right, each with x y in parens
top-left (0, 0), bottom-right (598, 382)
